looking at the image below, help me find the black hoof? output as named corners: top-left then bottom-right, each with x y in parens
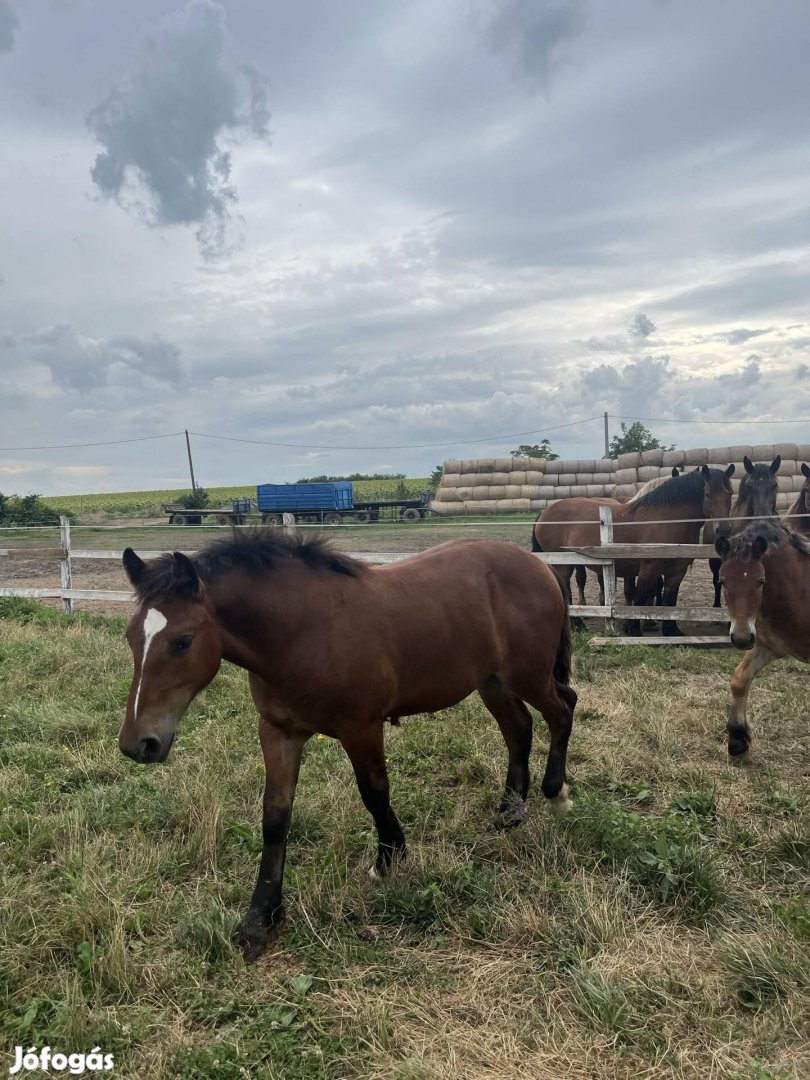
top-left (728, 738), bottom-right (750, 759)
top-left (662, 623), bottom-right (684, 638)
top-left (571, 617), bottom-right (587, 632)
top-left (236, 908), bottom-right (284, 962)
top-left (623, 620), bottom-right (642, 636)
top-left (494, 800), bottom-right (528, 829)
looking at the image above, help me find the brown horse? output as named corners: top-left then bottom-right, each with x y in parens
top-left (119, 532), bottom-right (577, 960)
top-left (708, 456), bottom-right (780, 606)
top-left (714, 522), bottom-right (809, 756)
top-left (786, 462), bottom-right (810, 537)
top-left (533, 465), bottom-right (734, 635)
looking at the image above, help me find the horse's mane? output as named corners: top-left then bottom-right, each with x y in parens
top-left (132, 530), bottom-right (366, 604)
top-left (627, 467), bottom-right (727, 512)
top-left (627, 474), bottom-right (671, 504)
top-left (726, 521), bottom-right (810, 560)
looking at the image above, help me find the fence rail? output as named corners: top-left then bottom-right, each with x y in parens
top-left (0, 512), bottom-right (732, 645)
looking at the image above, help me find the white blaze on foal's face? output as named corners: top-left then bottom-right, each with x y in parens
top-left (133, 607), bottom-right (168, 718)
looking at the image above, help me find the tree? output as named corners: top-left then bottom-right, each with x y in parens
top-left (607, 422), bottom-right (674, 459)
top-left (177, 487), bottom-right (210, 509)
top-left (429, 464), bottom-right (444, 493)
top-left (510, 440), bottom-right (559, 460)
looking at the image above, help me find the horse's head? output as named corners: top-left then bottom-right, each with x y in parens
top-left (739, 456), bottom-right (780, 518)
top-left (701, 464), bottom-right (734, 536)
top-left (119, 549), bottom-right (222, 763)
top-left (714, 531), bottom-right (770, 649)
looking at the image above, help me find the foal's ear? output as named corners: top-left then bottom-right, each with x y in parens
top-left (171, 552), bottom-right (200, 595)
top-left (802, 462), bottom-right (810, 479)
top-left (724, 463), bottom-right (735, 478)
top-left (701, 464), bottom-right (710, 480)
top-left (752, 535), bottom-right (768, 559)
top-left (770, 455), bottom-right (781, 475)
top-left (714, 536), bottom-right (731, 557)
top-left (123, 547), bottom-right (146, 586)
top-left (671, 467), bottom-right (680, 477)
top-left (743, 456), bottom-right (754, 474)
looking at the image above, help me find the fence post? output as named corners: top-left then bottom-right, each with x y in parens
top-left (599, 505), bottom-right (615, 634)
top-left (283, 513), bottom-right (296, 537)
top-left (59, 515), bottom-right (73, 615)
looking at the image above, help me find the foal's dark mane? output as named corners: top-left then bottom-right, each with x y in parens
top-left (628, 467), bottom-right (727, 512)
top-left (132, 530), bottom-right (366, 604)
top-left (726, 521), bottom-right (810, 560)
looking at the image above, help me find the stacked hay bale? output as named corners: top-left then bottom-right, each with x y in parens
top-left (431, 443), bottom-right (810, 515)
top-left (432, 456), bottom-right (617, 515)
top-left (611, 443), bottom-right (810, 511)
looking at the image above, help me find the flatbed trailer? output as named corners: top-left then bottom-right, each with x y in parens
top-left (256, 482), bottom-right (431, 525)
top-left (162, 499), bottom-right (252, 526)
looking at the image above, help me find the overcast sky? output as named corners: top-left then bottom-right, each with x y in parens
top-left (1, 0), bottom-right (808, 495)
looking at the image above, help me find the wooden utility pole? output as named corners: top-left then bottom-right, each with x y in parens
top-left (604, 412), bottom-right (610, 458)
top-left (185, 429), bottom-right (197, 492)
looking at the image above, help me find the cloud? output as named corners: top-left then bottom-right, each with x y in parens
top-left (629, 313), bottom-right (655, 338)
top-left (725, 326), bottom-right (772, 345)
top-left (486, 0), bottom-right (586, 84)
top-left (0, 0), bottom-right (17, 52)
top-left (86, 0), bottom-right (271, 258)
top-left (20, 323), bottom-right (184, 391)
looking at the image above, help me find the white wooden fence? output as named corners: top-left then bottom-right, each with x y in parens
top-left (0, 512), bottom-right (730, 646)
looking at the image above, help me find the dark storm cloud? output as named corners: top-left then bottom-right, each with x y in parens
top-left (20, 323), bottom-right (184, 391)
top-left (486, 0), bottom-right (587, 84)
top-left (0, 0), bottom-right (17, 51)
top-left (86, 0), bottom-right (270, 258)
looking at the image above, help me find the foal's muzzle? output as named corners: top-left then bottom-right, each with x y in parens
top-left (120, 732), bottom-right (175, 764)
top-left (730, 630), bottom-right (755, 651)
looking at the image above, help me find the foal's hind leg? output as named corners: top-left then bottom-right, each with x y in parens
top-left (478, 675), bottom-right (533, 825)
top-left (574, 565), bottom-right (588, 606)
top-left (341, 724), bottom-right (406, 877)
top-left (507, 675), bottom-right (577, 815)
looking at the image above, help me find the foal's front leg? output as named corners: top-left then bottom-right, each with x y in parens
top-left (342, 724), bottom-right (406, 877)
top-left (237, 719), bottom-right (307, 961)
top-left (728, 642), bottom-right (776, 757)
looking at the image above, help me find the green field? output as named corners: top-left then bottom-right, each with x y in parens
top-left (1, 599), bottom-right (807, 1079)
top-left (40, 480), bottom-right (431, 521)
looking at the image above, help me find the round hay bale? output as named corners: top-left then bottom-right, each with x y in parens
top-left (512, 498), bottom-right (531, 512)
top-left (440, 474), bottom-right (462, 488)
top-left (586, 484), bottom-right (607, 497)
top-left (727, 445), bottom-right (754, 461)
top-left (640, 449), bottom-right (664, 466)
top-left (614, 468), bottom-right (638, 485)
top-left (504, 485), bottom-right (523, 498)
top-left (488, 472), bottom-right (512, 485)
top-left (569, 485), bottom-right (589, 497)
top-left (778, 459), bottom-right (797, 476)
top-left (544, 460), bottom-right (564, 474)
top-left (486, 485), bottom-right (506, 499)
top-left (456, 487), bottom-right (475, 501)
top-left (791, 474), bottom-right (806, 492)
top-left (459, 460), bottom-right (479, 474)
top-left (683, 448), bottom-right (709, 466)
top-left (529, 499), bottom-right (548, 512)
top-left (774, 443), bottom-right (798, 459)
top-left (493, 458), bottom-right (513, 472)
top-left (637, 466), bottom-right (660, 481)
top-left (554, 486), bottom-right (571, 499)
top-left (662, 450), bottom-right (685, 467)
top-left (558, 473), bottom-right (577, 485)
top-left (537, 486), bottom-right (557, 500)
top-left (750, 445), bottom-right (776, 461)
top-left (617, 452), bottom-right (642, 468)
top-left (443, 459), bottom-right (463, 473)
top-left (439, 489), bottom-right (460, 502)
top-left (510, 470), bottom-right (527, 485)
top-left (730, 478), bottom-right (741, 493)
top-left (521, 485), bottom-right (541, 499)
top-left (542, 473), bottom-right (559, 485)
top-left (707, 447), bottom-right (732, 465)
top-left (435, 503), bottom-right (461, 515)
top-left (777, 476), bottom-right (793, 493)
top-left (574, 459), bottom-right (597, 472)
top-left (577, 473), bottom-right (595, 485)
top-left (614, 484), bottom-right (636, 498)
top-left (593, 472), bottom-right (614, 485)
top-left (795, 444), bottom-right (810, 460)
top-left (776, 493), bottom-right (791, 510)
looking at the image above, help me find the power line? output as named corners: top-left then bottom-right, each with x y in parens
top-left (610, 414), bottom-right (806, 425)
top-left (187, 416), bottom-right (602, 451)
top-left (0, 432), bottom-right (185, 451)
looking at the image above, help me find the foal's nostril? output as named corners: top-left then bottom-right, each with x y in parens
top-left (137, 735), bottom-right (163, 762)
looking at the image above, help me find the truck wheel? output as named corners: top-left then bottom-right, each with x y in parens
top-left (169, 514), bottom-right (184, 525)
top-left (262, 513), bottom-right (284, 526)
top-left (354, 510), bottom-right (372, 524)
top-left (323, 512), bottom-right (342, 526)
top-left (400, 508), bottom-right (422, 522)
top-left (216, 514), bottom-right (231, 526)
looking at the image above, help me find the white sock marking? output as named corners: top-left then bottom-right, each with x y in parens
top-left (133, 607), bottom-right (167, 719)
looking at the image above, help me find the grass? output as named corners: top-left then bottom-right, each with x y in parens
top-left (0, 599), bottom-right (808, 1078)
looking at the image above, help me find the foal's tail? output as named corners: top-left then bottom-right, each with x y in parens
top-left (552, 572), bottom-right (573, 687)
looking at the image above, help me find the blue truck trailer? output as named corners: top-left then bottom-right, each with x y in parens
top-left (256, 481), bottom-right (430, 525)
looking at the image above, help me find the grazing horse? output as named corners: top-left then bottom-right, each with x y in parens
top-left (571, 469), bottom-right (680, 610)
top-left (714, 522), bottom-right (809, 756)
top-left (533, 466), bottom-right (734, 635)
top-left (708, 456), bottom-right (780, 606)
top-left (786, 462), bottom-right (810, 537)
top-left (119, 531), bottom-right (577, 961)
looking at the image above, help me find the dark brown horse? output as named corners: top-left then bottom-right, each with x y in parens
top-left (119, 532), bottom-right (576, 960)
top-left (708, 456), bottom-right (780, 606)
top-left (786, 462), bottom-right (810, 537)
top-left (714, 522), bottom-right (809, 756)
top-left (533, 466), bottom-right (734, 635)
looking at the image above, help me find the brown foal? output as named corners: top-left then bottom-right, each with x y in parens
top-left (119, 532), bottom-right (577, 960)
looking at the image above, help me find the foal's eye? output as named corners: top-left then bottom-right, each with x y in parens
top-left (172, 634), bottom-right (194, 654)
